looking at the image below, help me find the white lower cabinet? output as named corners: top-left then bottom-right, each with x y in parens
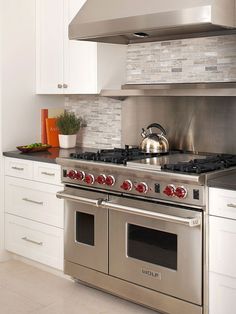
top-left (4, 157), bottom-right (64, 270)
top-left (5, 176), bottom-right (64, 228)
top-left (209, 272), bottom-right (236, 314)
top-left (209, 187), bottom-right (236, 314)
top-left (5, 214), bottom-right (63, 270)
top-left (209, 216), bottom-right (236, 278)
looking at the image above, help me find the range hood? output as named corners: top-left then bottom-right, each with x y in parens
top-left (69, 0), bottom-right (236, 44)
top-left (100, 83), bottom-right (236, 99)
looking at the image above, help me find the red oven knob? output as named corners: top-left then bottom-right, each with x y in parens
top-left (105, 175), bottom-right (115, 186)
top-left (67, 170), bottom-right (76, 179)
top-left (120, 180), bottom-right (132, 191)
top-left (135, 182), bottom-right (148, 194)
top-left (76, 171), bottom-right (85, 181)
top-left (175, 186), bottom-right (187, 199)
top-left (163, 185), bottom-right (175, 197)
top-left (96, 174), bottom-right (106, 185)
top-left (84, 174), bottom-right (95, 185)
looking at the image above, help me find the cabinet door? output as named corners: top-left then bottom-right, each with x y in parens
top-left (209, 272), bottom-right (236, 314)
top-left (5, 214), bottom-right (64, 270)
top-left (209, 187), bottom-right (236, 220)
top-left (209, 216), bottom-right (236, 278)
top-left (5, 176), bottom-right (64, 228)
top-left (63, 0), bottom-right (98, 94)
top-left (36, 0), bottom-right (64, 94)
top-left (5, 158), bottom-right (34, 180)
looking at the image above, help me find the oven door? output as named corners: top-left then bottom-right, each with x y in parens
top-left (105, 196), bottom-right (202, 305)
top-left (57, 187), bottom-right (108, 273)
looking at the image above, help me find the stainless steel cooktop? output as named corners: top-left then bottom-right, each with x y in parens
top-left (127, 153), bottom-right (207, 171)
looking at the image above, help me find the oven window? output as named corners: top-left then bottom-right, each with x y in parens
top-left (127, 224), bottom-right (177, 270)
top-left (76, 212), bottom-right (94, 246)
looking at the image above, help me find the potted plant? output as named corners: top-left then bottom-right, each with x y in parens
top-left (56, 111), bottom-right (82, 149)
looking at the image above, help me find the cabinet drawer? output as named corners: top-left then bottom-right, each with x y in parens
top-left (5, 158), bottom-right (33, 180)
top-left (34, 162), bottom-right (62, 185)
top-left (209, 272), bottom-right (236, 314)
top-left (209, 187), bottom-right (236, 219)
top-left (5, 176), bottom-right (64, 228)
top-left (5, 214), bottom-right (64, 270)
top-left (209, 216), bottom-right (236, 277)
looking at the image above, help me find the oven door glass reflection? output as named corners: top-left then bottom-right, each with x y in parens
top-left (76, 212), bottom-right (95, 246)
top-left (128, 224), bottom-right (177, 270)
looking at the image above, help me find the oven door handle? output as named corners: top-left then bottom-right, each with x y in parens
top-left (56, 191), bottom-right (104, 207)
top-left (101, 201), bottom-right (201, 227)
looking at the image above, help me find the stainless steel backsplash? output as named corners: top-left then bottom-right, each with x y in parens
top-left (122, 96), bottom-right (236, 154)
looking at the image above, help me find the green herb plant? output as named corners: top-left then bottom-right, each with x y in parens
top-left (56, 111), bottom-right (82, 135)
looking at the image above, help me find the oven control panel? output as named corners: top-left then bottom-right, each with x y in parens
top-left (62, 167), bottom-right (204, 206)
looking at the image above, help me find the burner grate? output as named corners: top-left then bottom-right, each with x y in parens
top-left (162, 154), bottom-right (236, 174)
top-left (70, 146), bottom-right (167, 165)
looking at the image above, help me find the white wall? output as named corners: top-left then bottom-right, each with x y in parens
top-left (1, 0), bottom-right (64, 151)
top-left (0, 0), bottom-right (64, 260)
top-left (0, 0), bottom-right (5, 259)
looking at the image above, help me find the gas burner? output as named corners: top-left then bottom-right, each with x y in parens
top-left (162, 154), bottom-right (236, 174)
top-left (70, 146), bottom-right (166, 165)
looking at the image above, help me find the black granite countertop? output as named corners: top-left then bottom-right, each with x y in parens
top-left (3, 147), bottom-right (96, 164)
top-left (208, 172), bottom-right (236, 190)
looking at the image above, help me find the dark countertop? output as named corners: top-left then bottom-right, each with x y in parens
top-left (3, 147), bottom-right (96, 164)
top-left (208, 172), bottom-right (236, 190)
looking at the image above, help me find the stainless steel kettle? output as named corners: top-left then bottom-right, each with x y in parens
top-left (140, 123), bottom-right (169, 154)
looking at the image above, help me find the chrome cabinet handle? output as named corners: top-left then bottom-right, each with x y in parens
top-left (21, 237), bottom-right (43, 246)
top-left (57, 84), bottom-right (63, 89)
top-left (12, 166), bottom-right (24, 171)
top-left (41, 171), bottom-right (55, 176)
top-left (101, 201), bottom-right (201, 227)
top-left (22, 198), bottom-right (43, 205)
top-left (227, 203), bottom-right (236, 208)
top-left (56, 191), bottom-right (103, 207)
top-left (63, 84), bottom-right (68, 88)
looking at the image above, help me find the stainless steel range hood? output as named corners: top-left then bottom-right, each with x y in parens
top-left (100, 83), bottom-right (236, 99)
top-left (69, 0), bottom-right (236, 44)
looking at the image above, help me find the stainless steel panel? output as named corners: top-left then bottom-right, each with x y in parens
top-left (127, 153), bottom-right (207, 170)
top-left (64, 261), bottom-right (203, 314)
top-left (63, 188), bottom-right (108, 273)
top-left (108, 196), bottom-right (202, 305)
top-left (69, 0), bottom-right (235, 44)
top-left (57, 163), bottom-right (206, 207)
top-left (121, 96), bottom-right (236, 154)
top-left (101, 82), bottom-right (236, 98)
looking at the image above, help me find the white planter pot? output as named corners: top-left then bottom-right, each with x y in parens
top-left (58, 134), bottom-right (77, 149)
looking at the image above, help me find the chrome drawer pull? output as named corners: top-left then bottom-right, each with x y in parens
top-left (227, 203), bottom-right (236, 208)
top-left (22, 198), bottom-right (43, 205)
top-left (22, 237), bottom-right (43, 246)
top-left (12, 166), bottom-right (24, 171)
top-left (41, 171), bottom-right (55, 176)
top-left (102, 201), bottom-right (201, 228)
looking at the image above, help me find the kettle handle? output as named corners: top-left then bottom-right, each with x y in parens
top-left (147, 123), bottom-right (166, 135)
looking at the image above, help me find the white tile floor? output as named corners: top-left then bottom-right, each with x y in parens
top-left (0, 260), bottom-right (158, 314)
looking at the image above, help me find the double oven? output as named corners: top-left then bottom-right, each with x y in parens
top-left (57, 183), bottom-right (203, 314)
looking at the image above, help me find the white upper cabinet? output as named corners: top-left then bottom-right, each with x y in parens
top-left (36, 0), bottom-right (126, 94)
top-left (36, 0), bottom-right (64, 94)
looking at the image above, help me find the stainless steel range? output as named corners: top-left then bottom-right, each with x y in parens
top-left (56, 147), bottom-right (236, 314)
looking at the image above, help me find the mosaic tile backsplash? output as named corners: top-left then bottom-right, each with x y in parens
top-left (126, 34), bottom-right (236, 84)
top-left (65, 96), bottom-right (122, 148)
top-left (66, 34), bottom-right (236, 148)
